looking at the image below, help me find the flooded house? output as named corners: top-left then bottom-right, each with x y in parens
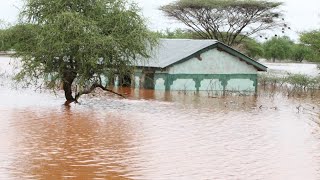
top-left (133, 39), bottom-right (267, 94)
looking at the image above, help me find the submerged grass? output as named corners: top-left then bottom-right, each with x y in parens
top-left (258, 73), bottom-right (320, 97)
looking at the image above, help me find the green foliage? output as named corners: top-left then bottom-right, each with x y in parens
top-left (300, 30), bottom-right (320, 53)
top-left (11, 0), bottom-right (157, 101)
top-left (286, 74), bottom-right (314, 89)
top-left (259, 32), bottom-right (319, 62)
top-left (300, 30), bottom-right (320, 62)
top-left (258, 73), bottom-right (320, 97)
top-left (259, 73), bottom-right (320, 89)
top-left (153, 28), bottom-right (198, 39)
top-left (0, 29), bottom-right (9, 51)
top-left (5, 24), bottom-right (40, 52)
top-left (258, 73), bottom-right (287, 86)
top-left (241, 38), bottom-right (264, 58)
top-left (263, 36), bottom-right (293, 61)
top-left (0, 21), bottom-right (15, 51)
top-left (291, 44), bottom-right (315, 62)
top-left (0, 21), bottom-right (16, 51)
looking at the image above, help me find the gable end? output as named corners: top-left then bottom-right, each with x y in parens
top-left (166, 42), bottom-right (267, 72)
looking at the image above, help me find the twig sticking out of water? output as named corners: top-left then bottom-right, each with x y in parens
top-left (297, 105), bottom-right (302, 113)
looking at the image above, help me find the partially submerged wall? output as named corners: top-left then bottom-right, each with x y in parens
top-left (134, 48), bottom-right (258, 93)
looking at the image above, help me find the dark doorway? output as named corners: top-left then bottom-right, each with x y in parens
top-left (121, 74), bottom-right (132, 87)
top-left (119, 75), bottom-right (131, 87)
top-left (144, 73), bottom-right (155, 89)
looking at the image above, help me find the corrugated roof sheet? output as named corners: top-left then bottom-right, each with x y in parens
top-left (135, 39), bottom-right (267, 71)
top-left (136, 39), bottom-right (218, 68)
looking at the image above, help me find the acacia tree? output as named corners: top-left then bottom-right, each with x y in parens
top-left (160, 0), bottom-right (284, 46)
top-left (12, 0), bottom-right (156, 104)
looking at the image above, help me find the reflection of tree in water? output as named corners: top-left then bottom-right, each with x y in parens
top-left (8, 107), bottom-right (140, 179)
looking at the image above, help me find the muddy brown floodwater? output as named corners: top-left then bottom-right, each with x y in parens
top-left (1, 58), bottom-right (320, 179)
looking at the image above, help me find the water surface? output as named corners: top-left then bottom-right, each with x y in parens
top-left (1, 57), bottom-right (320, 179)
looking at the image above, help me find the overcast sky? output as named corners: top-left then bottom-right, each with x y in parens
top-left (1, 0), bottom-right (319, 40)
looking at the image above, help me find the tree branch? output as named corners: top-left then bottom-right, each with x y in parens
top-left (75, 83), bottom-right (126, 101)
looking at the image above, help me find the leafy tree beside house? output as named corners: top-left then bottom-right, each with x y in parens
top-left (9, 0), bottom-right (156, 105)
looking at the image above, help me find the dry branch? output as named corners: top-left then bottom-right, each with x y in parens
top-left (75, 83), bottom-right (126, 101)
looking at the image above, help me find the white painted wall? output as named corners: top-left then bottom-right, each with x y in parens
top-left (226, 79), bottom-right (255, 91)
top-left (155, 78), bottom-right (165, 90)
top-left (200, 79), bottom-right (223, 91)
top-left (168, 49), bottom-right (257, 74)
top-left (134, 76), bottom-right (140, 88)
top-left (170, 79), bottom-right (196, 91)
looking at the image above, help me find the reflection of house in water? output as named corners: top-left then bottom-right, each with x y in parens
top-left (132, 39), bottom-right (267, 94)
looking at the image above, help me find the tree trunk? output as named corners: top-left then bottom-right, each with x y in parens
top-left (63, 80), bottom-right (75, 102)
top-left (62, 71), bottom-right (77, 105)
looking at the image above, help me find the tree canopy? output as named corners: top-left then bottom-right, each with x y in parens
top-left (240, 38), bottom-right (264, 58)
top-left (160, 0), bottom-right (284, 46)
top-left (263, 36), bottom-right (293, 62)
top-left (11, 0), bottom-right (156, 104)
top-left (0, 29), bottom-right (9, 51)
top-left (300, 30), bottom-right (320, 53)
top-left (0, 21), bottom-right (12, 51)
top-left (290, 44), bottom-right (314, 62)
top-left (153, 28), bottom-right (197, 39)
